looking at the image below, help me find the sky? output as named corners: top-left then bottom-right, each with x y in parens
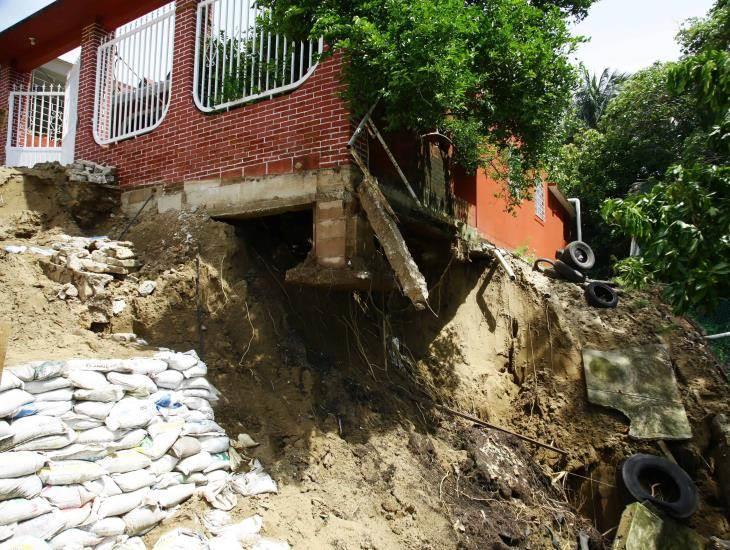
top-left (0, 0), bottom-right (717, 72)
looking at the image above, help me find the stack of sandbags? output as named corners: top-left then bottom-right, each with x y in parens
top-left (0, 350), bottom-right (279, 549)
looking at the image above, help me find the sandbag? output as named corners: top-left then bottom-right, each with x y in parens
top-left (0, 535), bottom-right (51, 550)
top-left (185, 472), bottom-right (208, 485)
top-left (96, 488), bottom-right (149, 519)
top-left (13, 511), bottom-right (65, 541)
top-left (9, 361), bottom-right (64, 382)
top-left (22, 378), bottom-right (70, 395)
top-left (213, 515), bottom-right (263, 544)
top-left (182, 420), bottom-right (224, 437)
top-left (155, 352), bottom-right (197, 372)
top-left (152, 472), bottom-right (184, 490)
top-left (176, 452), bottom-right (212, 476)
top-left (112, 470), bottom-right (156, 493)
top-left (0, 477), bottom-right (42, 501)
top-left (76, 426), bottom-right (127, 445)
top-left (148, 455), bottom-right (178, 476)
top-left (182, 362), bottom-right (208, 379)
top-left (108, 429), bottom-right (147, 452)
top-left (0, 390), bottom-right (34, 419)
top-left (199, 436), bottom-right (229, 454)
top-left (108, 373), bottom-right (157, 396)
top-left (106, 398), bottom-right (156, 431)
top-left (73, 401), bottom-right (114, 420)
top-left (54, 502), bottom-right (94, 530)
top-left (83, 475), bottom-right (122, 498)
top-left (204, 453), bottom-right (230, 474)
top-left (31, 388), bottom-right (74, 402)
top-left (202, 473), bottom-right (236, 511)
top-left (153, 370), bottom-right (184, 390)
top-left (0, 372), bottom-right (23, 393)
top-left (0, 452), bottom-right (46, 479)
top-left (14, 428), bottom-right (76, 452)
top-left (182, 389), bottom-right (219, 402)
top-left (151, 484), bottom-right (196, 508)
top-left (100, 450), bottom-right (152, 474)
top-left (0, 424), bottom-right (11, 445)
top-left (41, 484), bottom-right (95, 509)
top-left (66, 370), bottom-right (110, 390)
top-left (0, 497), bottom-right (51, 525)
top-left (231, 460), bottom-right (277, 496)
top-left (3, 416), bottom-right (66, 451)
top-left (90, 517), bottom-right (126, 537)
top-left (38, 461), bottom-right (106, 485)
top-left (182, 397), bottom-right (214, 414)
top-left (121, 359), bottom-right (168, 376)
top-left (123, 504), bottom-right (167, 535)
top-left (49, 528), bottom-right (103, 549)
top-left (60, 412), bottom-right (103, 431)
top-left (139, 422), bottom-right (182, 460)
top-left (0, 526), bottom-right (13, 543)
top-left (153, 528), bottom-right (208, 550)
top-left (64, 358), bottom-right (126, 373)
top-left (45, 443), bottom-right (108, 462)
top-left (74, 385), bottom-right (125, 403)
top-left (32, 401), bottom-right (72, 417)
top-left (170, 437), bottom-right (201, 459)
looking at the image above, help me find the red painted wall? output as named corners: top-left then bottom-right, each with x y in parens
top-left (74, 0), bottom-right (351, 189)
top-left (454, 169), bottom-right (573, 259)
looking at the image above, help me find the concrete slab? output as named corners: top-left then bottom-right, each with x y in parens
top-left (583, 346), bottom-right (692, 440)
top-left (612, 502), bottom-right (705, 550)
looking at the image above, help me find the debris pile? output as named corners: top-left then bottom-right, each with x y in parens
top-left (0, 350), bottom-right (283, 549)
top-left (67, 160), bottom-right (118, 185)
top-left (39, 235), bottom-right (141, 302)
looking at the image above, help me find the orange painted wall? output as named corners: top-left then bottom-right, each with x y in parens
top-left (454, 169), bottom-right (574, 259)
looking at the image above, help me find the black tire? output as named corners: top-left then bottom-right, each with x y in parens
top-left (560, 241), bottom-right (596, 271)
top-left (553, 259), bottom-right (586, 283)
top-left (585, 281), bottom-right (618, 308)
top-left (620, 454), bottom-right (699, 519)
top-left (532, 258), bottom-right (555, 273)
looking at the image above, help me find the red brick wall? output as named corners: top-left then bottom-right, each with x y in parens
top-left (74, 0), bottom-right (352, 188)
top-left (0, 65), bottom-right (32, 165)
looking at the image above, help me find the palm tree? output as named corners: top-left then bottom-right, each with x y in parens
top-left (575, 67), bottom-right (629, 128)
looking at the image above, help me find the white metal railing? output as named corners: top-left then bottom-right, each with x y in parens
top-left (5, 85), bottom-right (65, 167)
top-left (93, 3), bottom-right (176, 145)
top-left (193, 0), bottom-right (323, 112)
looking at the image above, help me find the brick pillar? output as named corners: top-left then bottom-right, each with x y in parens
top-left (168, 0), bottom-right (197, 117)
top-left (0, 65), bottom-right (31, 165)
top-left (314, 200), bottom-right (348, 267)
top-left (74, 22), bottom-right (108, 161)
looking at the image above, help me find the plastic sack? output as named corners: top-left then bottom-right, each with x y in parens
top-left (83, 475), bottom-right (122, 498)
top-left (46, 443), bottom-right (108, 462)
top-left (0, 536), bottom-right (51, 550)
top-left (0, 526), bottom-right (13, 542)
top-left (152, 370), bottom-right (184, 390)
top-left (202, 473), bottom-right (236, 511)
top-left (0, 477), bottom-right (42, 502)
top-left (0, 452), bottom-right (47, 479)
top-left (41, 484), bottom-right (95, 509)
top-left (151, 484), bottom-right (196, 508)
top-left (3, 416), bottom-right (66, 451)
top-left (170, 437), bottom-right (201, 459)
top-left (203, 509), bottom-right (232, 536)
top-left (0, 497), bottom-right (52, 526)
top-left (176, 452), bottom-right (212, 476)
top-left (152, 528), bottom-right (208, 550)
top-left (74, 401), bottom-right (114, 420)
top-left (181, 389), bottom-right (219, 402)
top-left (60, 412), bottom-right (103, 430)
top-left (32, 401), bottom-right (72, 417)
top-left (76, 426), bottom-right (127, 445)
top-left (39, 460), bottom-right (106, 485)
top-left (55, 502), bottom-right (94, 530)
top-left (96, 488), bottom-right (149, 519)
top-left (148, 455), bottom-right (179, 476)
top-left (155, 352), bottom-right (198, 372)
top-left (108, 373), bottom-right (157, 396)
top-left (112, 470), bottom-right (157, 493)
top-left (123, 504), bottom-right (167, 536)
top-left (66, 370), bottom-right (110, 390)
top-left (152, 472), bottom-right (183, 490)
top-left (13, 511), bottom-right (65, 541)
top-left (100, 450), bottom-right (152, 475)
top-left (0, 424), bottom-right (11, 445)
top-left (105, 398), bottom-right (156, 431)
top-left (0, 390), bottom-right (34, 419)
top-left (181, 362), bottom-right (207, 379)
top-left (231, 460), bottom-right (277, 496)
top-left (204, 453), bottom-right (231, 474)
top-left (74, 385), bottom-right (125, 403)
top-left (109, 429), bottom-right (147, 452)
top-left (140, 422), bottom-right (182, 460)
top-left (0, 372), bottom-right (23, 393)
top-left (49, 528), bottom-right (103, 549)
top-left (14, 428), bottom-right (77, 452)
top-left (22, 378), bottom-right (70, 395)
top-left (182, 420), bottom-right (224, 437)
top-left (10, 361), bottom-right (64, 383)
top-left (90, 517), bottom-right (127, 537)
top-left (122, 359), bottom-right (168, 376)
top-left (199, 436), bottom-right (229, 454)
top-left (214, 515), bottom-right (263, 544)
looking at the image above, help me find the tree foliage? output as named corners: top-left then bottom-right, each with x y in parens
top-left (574, 67), bottom-right (628, 128)
top-left (262, 0), bottom-right (591, 201)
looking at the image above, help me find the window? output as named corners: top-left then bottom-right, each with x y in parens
top-left (534, 177), bottom-right (545, 221)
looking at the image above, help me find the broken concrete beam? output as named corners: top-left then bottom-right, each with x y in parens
top-left (356, 171), bottom-right (429, 309)
top-left (40, 260), bottom-right (113, 301)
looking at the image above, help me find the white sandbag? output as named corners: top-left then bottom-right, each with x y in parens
top-left (0, 536), bottom-right (50, 550)
top-left (83, 475), bottom-right (122, 499)
top-left (0, 498), bottom-right (51, 525)
top-left (202, 473), bottom-right (236, 511)
top-left (180, 409), bottom-right (213, 423)
top-left (60, 412), bottom-right (103, 430)
top-left (96, 488), bottom-right (150, 519)
top-left (63, 358), bottom-right (126, 373)
top-left (22, 378), bottom-right (70, 395)
top-left (151, 484), bottom-right (196, 509)
top-left (152, 528), bottom-right (208, 550)
top-left (0, 526), bottom-right (12, 542)
top-left (176, 452), bottom-right (212, 476)
top-left (49, 528), bottom-right (103, 549)
top-left (123, 504), bottom-right (167, 536)
top-left (0, 390), bottom-right (34, 419)
top-left (0, 452), bottom-right (46, 479)
top-left (152, 472), bottom-right (183, 490)
top-left (32, 401), bottom-right (72, 417)
top-left (39, 461), bottom-right (106, 485)
top-left (45, 443), bottom-right (107, 462)
top-left (31, 388), bottom-right (74, 402)
top-left (10, 361), bottom-right (64, 382)
top-left (214, 515), bottom-right (263, 544)
top-left (0, 424), bottom-right (10, 444)
top-left (204, 453), bottom-right (230, 474)
top-left (76, 426), bottom-right (127, 445)
top-left (231, 460), bottom-right (277, 496)
top-left (181, 389), bottom-right (219, 402)
top-left (181, 362), bottom-right (207, 379)
top-left (152, 370), bottom-right (184, 390)
top-left (112, 470), bottom-right (156, 493)
top-left (199, 436), bottom-right (229, 454)
top-left (150, 391), bottom-right (184, 410)
top-left (148, 455), bottom-right (178, 476)
top-left (74, 385), bottom-right (125, 403)
top-left (106, 398), bottom-right (156, 431)
top-left (55, 502), bottom-right (94, 530)
top-left (186, 472), bottom-right (208, 485)
top-left (170, 437), bottom-right (201, 459)
top-left (41, 484), bottom-right (95, 509)
top-left (99, 450), bottom-right (151, 475)
top-left (107, 373), bottom-right (157, 396)
top-left (13, 511), bottom-right (65, 541)
top-left (139, 422), bottom-right (182, 460)
top-left (113, 536), bottom-right (146, 550)
top-left (91, 517), bottom-right (127, 537)
top-left (0, 477), bottom-right (41, 501)
top-left (0, 372), bottom-right (22, 393)
top-left (4, 416), bottom-right (66, 451)
top-left (122, 359), bottom-right (168, 376)
top-left (182, 420), bottom-right (224, 437)
top-left (202, 509), bottom-right (232, 536)
top-left (14, 428), bottom-right (76, 452)
top-left (66, 370), bottom-right (110, 390)
top-left (155, 352), bottom-right (197, 372)
top-left (109, 429), bottom-right (147, 452)
top-left (179, 378), bottom-right (215, 392)
top-left (74, 401), bottom-right (114, 420)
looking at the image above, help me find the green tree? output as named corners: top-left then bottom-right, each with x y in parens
top-left (574, 67), bottom-right (628, 128)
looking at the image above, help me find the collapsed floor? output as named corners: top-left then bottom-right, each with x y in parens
top-left (0, 165), bottom-right (728, 548)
